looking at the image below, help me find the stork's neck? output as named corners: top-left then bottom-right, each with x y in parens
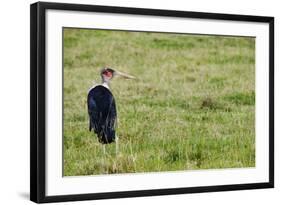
top-left (102, 80), bottom-right (110, 89)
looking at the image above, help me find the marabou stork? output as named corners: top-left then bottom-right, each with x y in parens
top-left (87, 67), bottom-right (135, 153)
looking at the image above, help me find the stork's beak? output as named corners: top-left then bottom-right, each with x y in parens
top-left (114, 70), bottom-right (136, 79)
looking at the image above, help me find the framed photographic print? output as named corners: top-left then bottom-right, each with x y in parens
top-left (30, 1), bottom-right (274, 203)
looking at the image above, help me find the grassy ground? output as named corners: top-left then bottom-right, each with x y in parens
top-left (63, 28), bottom-right (255, 176)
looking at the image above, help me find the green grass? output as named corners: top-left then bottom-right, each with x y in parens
top-left (63, 28), bottom-right (255, 176)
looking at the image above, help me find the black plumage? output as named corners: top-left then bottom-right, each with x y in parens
top-left (87, 85), bottom-right (117, 144)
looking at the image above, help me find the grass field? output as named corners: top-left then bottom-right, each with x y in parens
top-left (63, 28), bottom-right (255, 176)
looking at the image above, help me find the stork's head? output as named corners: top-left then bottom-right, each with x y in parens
top-left (101, 67), bottom-right (136, 83)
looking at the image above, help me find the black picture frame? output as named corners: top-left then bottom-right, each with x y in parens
top-left (30, 1), bottom-right (274, 203)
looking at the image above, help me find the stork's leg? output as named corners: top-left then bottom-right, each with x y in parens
top-left (102, 144), bottom-right (106, 172)
top-left (102, 144), bottom-right (106, 155)
top-left (115, 134), bottom-right (119, 156)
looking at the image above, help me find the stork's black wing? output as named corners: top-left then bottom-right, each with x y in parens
top-left (87, 85), bottom-right (117, 144)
